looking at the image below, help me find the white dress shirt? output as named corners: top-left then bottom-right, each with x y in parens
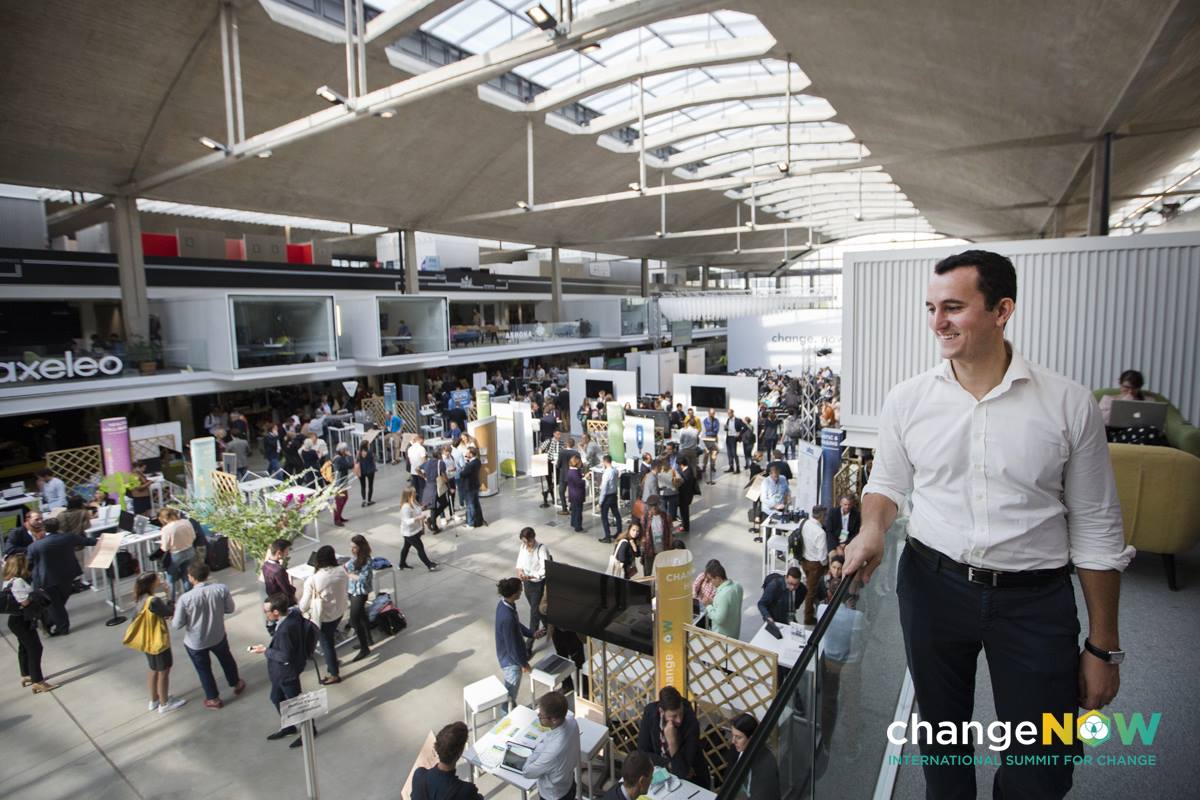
top-left (41, 477), bottom-right (67, 511)
top-left (407, 443), bottom-right (427, 471)
top-left (864, 344), bottom-right (1132, 572)
top-left (522, 712), bottom-right (580, 800)
top-left (516, 543), bottom-right (549, 581)
top-left (599, 465), bottom-right (618, 497)
top-left (800, 518), bottom-right (828, 564)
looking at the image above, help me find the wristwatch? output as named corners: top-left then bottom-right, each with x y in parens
top-left (1083, 639), bottom-right (1126, 665)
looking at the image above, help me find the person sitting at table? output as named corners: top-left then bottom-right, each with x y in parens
top-left (411, 721), bottom-right (484, 800)
top-left (522, 691), bottom-right (581, 800)
top-left (722, 713), bottom-right (780, 800)
top-left (36, 468), bottom-right (67, 512)
top-left (603, 752), bottom-right (653, 800)
top-left (757, 566), bottom-right (806, 626)
top-left (56, 494), bottom-right (92, 535)
top-left (760, 464), bottom-right (789, 518)
top-left (636, 685), bottom-right (710, 788)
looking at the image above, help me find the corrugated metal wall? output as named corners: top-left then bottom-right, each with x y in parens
top-left (843, 233), bottom-right (1200, 434)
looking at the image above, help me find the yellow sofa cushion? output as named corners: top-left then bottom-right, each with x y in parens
top-left (1108, 443), bottom-right (1200, 555)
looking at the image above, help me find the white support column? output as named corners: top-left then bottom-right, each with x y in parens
top-left (526, 116), bottom-right (535, 207)
top-left (550, 247), bottom-right (564, 321)
top-left (701, 264), bottom-right (710, 290)
top-left (112, 195), bottom-right (150, 341)
top-left (402, 229), bottom-right (419, 294)
top-left (344, 0), bottom-right (358, 99)
top-left (355, 0), bottom-right (367, 94)
top-left (641, 257), bottom-right (650, 298)
top-left (218, 2), bottom-right (236, 146)
top-left (230, 3), bottom-right (246, 142)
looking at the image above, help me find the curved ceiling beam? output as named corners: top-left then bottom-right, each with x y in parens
top-left (480, 35), bottom-right (777, 113)
top-left (743, 172), bottom-right (894, 204)
top-left (679, 153), bottom-right (865, 180)
top-left (606, 104), bottom-right (836, 152)
top-left (655, 130), bottom-right (857, 169)
top-left (723, 167), bottom-right (888, 200)
top-left (563, 74), bottom-right (807, 134)
top-left (764, 190), bottom-right (908, 214)
top-left (777, 205), bottom-right (916, 224)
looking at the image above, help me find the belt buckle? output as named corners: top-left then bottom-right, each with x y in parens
top-left (967, 566), bottom-right (999, 587)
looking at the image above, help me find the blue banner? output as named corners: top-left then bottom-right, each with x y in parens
top-left (819, 428), bottom-right (845, 505)
top-left (383, 383), bottom-right (397, 414)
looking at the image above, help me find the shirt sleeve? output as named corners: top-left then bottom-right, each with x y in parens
top-left (521, 729), bottom-right (563, 779)
top-left (1063, 395), bottom-right (1135, 571)
top-left (223, 586), bottom-right (236, 614)
top-left (862, 389), bottom-right (913, 510)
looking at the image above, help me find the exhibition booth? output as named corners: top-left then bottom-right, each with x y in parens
top-left (567, 368), bottom-right (639, 436)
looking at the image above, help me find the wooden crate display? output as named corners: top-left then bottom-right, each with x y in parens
top-left (584, 638), bottom-right (657, 759)
top-left (45, 445), bottom-right (103, 498)
top-left (683, 624), bottom-right (779, 788)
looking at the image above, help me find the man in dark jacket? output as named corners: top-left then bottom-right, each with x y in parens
top-left (252, 592), bottom-right (318, 748)
top-left (495, 577), bottom-right (537, 710)
top-left (556, 438), bottom-right (580, 515)
top-left (756, 567), bottom-right (806, 624)
top-left (460, 448), bottom-right (485, 528)
top-left (27, 525), bottom-right (99, 635)
top-left (636, 686), bottom-right (709, 788)
top-left (823, 494), bottom-right (861, 554)
top-left (260, 538), bottom-right (297, 633)
top-left (602, 752), bottom-right (653, 800)
top-left (3, 509), bottom-right (44, 557)
top-left (412, 722), bottom-right (485, 800)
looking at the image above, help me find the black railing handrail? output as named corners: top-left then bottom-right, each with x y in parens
top-left (716, 571), bottom-right (858, 799)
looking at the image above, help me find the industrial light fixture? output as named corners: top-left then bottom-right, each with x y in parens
top-left (577, 42), bottom-right (601, 54)
top-left (198, 136), bottom-right (231, 154)
top-left (525, 4), bottom-right (557, 30)
top-left (315, 85), bottom-right (350, 105)
top-left (628, 181), bottom-right (641, 192)
top-left (776, 161), bottom-right (790, 174)
top-left (256, 150), bottom-right (272, 159)
top-left (377, 109), bottom-right (396, 119)
top-left (516, 200), bottom-right (530, 210)
top-left (654, 230), bottom-right (664, 238)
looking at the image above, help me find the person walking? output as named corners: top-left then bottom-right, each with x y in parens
top-left (438, 444), bottom-right (458, 519)
top-left (494, 577), bottom-right (541, 709)
top-left (565, 455), bottom-right (586, 533)
top-left (844, 249), bottom-right (1132, 797)
top-left (132, 573), bottom-right (186, 714)
top-left (172, 561), bottom-right (246, 709)
top-left (331, 442), bottom-right (354, 527)
top-left (2, 553), bottom-right (54, 693)
top-left (675, 456), bottom-right (700, 535)
top-left (345, 534), bottom-right (374, 663)
top-left (26, 520), bottom-right (99, 636)
top-left (356, 442), bottom-right (376, 507)
top-left (515, 528), bottom-right (550, 657)
top-left (639, 497), bottom-right (673, 576)
top-left (536, 430), bottom-right (562, 508)
top-left (797, 506), bottom-right (829, 625)
top-left (299, 545), bottom-right (349, 685)
top-left (250, 593), bottom-right (318, 749)
top-left (596, 455), bottom-right (622, 544)
top-left (420, 454), bottom-right (441, 532)
top-left (740, 416), bottom-right (756, 465)
top-left (399, 488), bottom-right (438, 571)
top-left (609, 525), bottom-right (641, 580)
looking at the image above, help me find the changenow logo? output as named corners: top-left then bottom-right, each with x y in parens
top-left (1077, 711), bottom-right (1112, 746)
top-left (0, 352), bottom-right (123, 383)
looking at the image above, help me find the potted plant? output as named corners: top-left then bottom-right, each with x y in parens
top-left (98, 471), bottom-right (141, 509)
top-left (126, 336), bottom-right (162, 375)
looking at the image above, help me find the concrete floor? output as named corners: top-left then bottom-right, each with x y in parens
top-left (0, 462), bottom-right (771, 800)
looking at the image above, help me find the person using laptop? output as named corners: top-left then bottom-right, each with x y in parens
top-left (519, 691), bottom-right (580, 800)
top-left (1099, 368), bottom-right (1168, 446)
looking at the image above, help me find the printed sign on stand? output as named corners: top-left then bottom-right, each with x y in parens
top-left (280, 689), bottom-right (329, 729)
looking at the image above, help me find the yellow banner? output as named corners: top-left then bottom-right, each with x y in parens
top-left (654, 549), bottom-right (694, 693)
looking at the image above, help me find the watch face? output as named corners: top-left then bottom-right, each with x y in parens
top-left (1109, 650), bottom-right (1126, 665)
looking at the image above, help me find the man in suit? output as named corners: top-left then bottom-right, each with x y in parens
top-left (260, 538), bottom-right (297, 634)
top-left (603, 752), bottom-right (653, 800)
top-left (250, 592), bottom-right (318, 749)
top-left (757, 566), bottom-right (806, 624)
top-left (27, 522), bottom-right (99, 635)
top-left (460, 447), bottom-right (485, 528)
top-left (556, 438), bottom-right (580, 515)
top-left (637, 686), bottom-right (709, 788)
top-left (723, 409), bottom-right (746, 473)
top-left (3, 509), bottom-right (45, 557)
top-left (823, 494), bottom-right (861, 555)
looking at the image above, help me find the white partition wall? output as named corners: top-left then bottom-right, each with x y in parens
top-left (641, 349), bottom-right (678, 395)
top-left (567, 368), bottom-right (639, 435)
top-left (510, 400), bottom-right (534, 474)
top-left (842, 232), bottom-right (1200, 441)
top-left (671, 373), bottom-right (759, 432)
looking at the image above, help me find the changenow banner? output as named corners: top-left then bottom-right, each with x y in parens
top-left (728, 308), bottom-right (841, 372)
top-left (654, 549), bottom-right (694, 693)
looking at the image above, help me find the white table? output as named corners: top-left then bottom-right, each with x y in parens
top-left (588, 463), bottom-right (629, 515)
top-left (761, 515), bottom-right (800, 580)
top-left (651, 777), bottom-right (716, 800)
top-left (0, 493), bottom-right (39, 524)
top-left (465, 705), bottom-right (609, 800)
top-left (240, 475), bottom-right (283, 503)
top-left (748, 620), bottom-right (811, 671)
top-left (85, 525), bottom-right (162, 610)
top-left (529, 654), bottom-right (575, 701)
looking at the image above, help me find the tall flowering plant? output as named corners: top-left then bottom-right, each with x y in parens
top-left (172, 476), bottom-right (344, 565)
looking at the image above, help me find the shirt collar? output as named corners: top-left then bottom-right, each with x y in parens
top-left (935, 341), bottom-right (1031, 395)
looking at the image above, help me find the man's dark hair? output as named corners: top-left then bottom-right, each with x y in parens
top-left (933, 249), bottom-right (1017, 310)
top-left (786, 566), bottom-right (803, 581)
top-left (66, 494), bottom-right (84, 510)
top-left (519, 527), bottom-right (536, 543)
top-left (705, 561), bottom-right (727, 580)
top-left (270, 538), bottom-right (291, 555)
top-left (36, 468), bottom-right (53, 478)
top-left (538, 690), bottom-right (568, 721)
top-left (497, 577), bottom-right (522, 598)
top-left (659, 685), bottom-right (684, 711)
top-left (810, 505), bottom-right (828, 523)
top-left (622, 751), bottom-right (654, 786)
top-left (188, 561), bottom-right (211, 582)
top-left (434, 721), bottom-right (469, 764)
top-left (265, 592), bottom-right (290, 614)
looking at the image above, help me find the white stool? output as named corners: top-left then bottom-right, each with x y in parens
top-left (463, 675), bottom-right (510, 748)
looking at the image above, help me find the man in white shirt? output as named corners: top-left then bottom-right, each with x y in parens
top-left (845, 250), bottom-right (1131, 798)
top-left (37, 468), bottom-right (67, 511)
top-left (407, 435), bottom-right (427, 497)
top-left (596, 455), bottom-right (622, 543)
top-left (797, 506), bottom-right (829, 625)
top-left (522, 691), bottom-right (580, 800)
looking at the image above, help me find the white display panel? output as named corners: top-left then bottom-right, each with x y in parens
top-left (792, 441), bottom-right (822, 513)
top-left (671, 373), bottom-right (759, 434)
top-left (685, 347), bottom-right (706, 375)
top-left (567, 368), bottom-right (639, 435)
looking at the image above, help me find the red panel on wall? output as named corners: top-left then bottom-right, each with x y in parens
top-left (287, 243), bottom-right (314, 264)
top-left (140, 232), bottom-right (179, 257)
top-left (225, 239), bottom-right (245, 260)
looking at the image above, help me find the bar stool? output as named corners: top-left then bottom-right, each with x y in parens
top-left (463, 675), bottom-right (509, 748)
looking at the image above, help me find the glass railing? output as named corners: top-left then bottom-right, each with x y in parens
top-left (0, 338), bottom-right (210, 386)
top-left (378, 331), bottom-right (449, 356)
top-left (719, 520), bottom-right (908, 800)
top-left (233, 336), bottom-right (337, 368)
top-left (449, 321), bottom-right (581, 349)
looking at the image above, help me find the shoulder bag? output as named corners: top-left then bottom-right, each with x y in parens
top-left (122, 597), bottom-right (170, 655)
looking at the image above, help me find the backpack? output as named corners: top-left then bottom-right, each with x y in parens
top-left (377, 605), bottom-right (407, 635)
top-left (0, 585), bottom-right (21, 615)
top-left (206, 535), bottom-right (231, 571)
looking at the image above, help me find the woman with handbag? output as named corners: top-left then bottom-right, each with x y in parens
top-left (515, 527), bottom-right (550, 658)
top-left (130, 573), bottom-right (186, 713)
top-left (299, 545), bottom-right (349, 685)
top-left (356, 443), bottom-right (376, 507)
top-left (2, 554), bottom-right (55, 694)
top-left (399, 488), bottom-right (438, 571)
top-left (606, 524), bottom-right (641, 580)
top-left (656, 458), bottom-right (679, 522)
top-left (639, 497), bottom-right (673, 576)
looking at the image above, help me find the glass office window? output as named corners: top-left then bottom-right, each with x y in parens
top-left (377, 297), bottom-right (448, 356)
top-left (230, 296), bottom-right (335, 369)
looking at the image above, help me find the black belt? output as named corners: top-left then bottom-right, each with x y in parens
top-left (905, 537), bottom-right (1069, 588)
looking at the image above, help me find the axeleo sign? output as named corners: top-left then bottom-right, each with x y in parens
top-left (0, 352), bottom-right (124, 384)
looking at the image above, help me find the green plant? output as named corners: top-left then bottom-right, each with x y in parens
top-left (98, 471), bottom-right (141, 508)
top-left (171, 476), bottom-right (344, 564)
top-left (126, 336), bottom-right (162, 363)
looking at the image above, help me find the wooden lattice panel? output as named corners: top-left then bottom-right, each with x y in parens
top-left (397, 400), bottom-right (419, 433)
top-left (131, 434), bottom-right (176, 462)
top-left (585, 420), bottom-right (611, 453)
top-left (362, 396), bottom-right (386, 428)
top-left (467, 404), bottom-right (478, 423)
top-left (585, 638), bottom-right (657, 759)
top-left (683, 624), bottom-right (778, 787)
top-left (45, 445), bottom-right (102, 496)
top-left (211, 470), bottom-right (241, 503)
top-left (833, 455), bottom-right (865, 504)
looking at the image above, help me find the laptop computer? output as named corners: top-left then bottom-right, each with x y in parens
top-left (118, 510), bottom-right (137, 532)
top-left (1109, 399), bottom-right (1167, 429)
top-left (1, 486), bottom-right (24, 500)
top-left (500, 742), bottom-right (534, 773)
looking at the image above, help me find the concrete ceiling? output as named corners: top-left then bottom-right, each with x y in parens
top-left (1, 0), bottom-right (1197, 272)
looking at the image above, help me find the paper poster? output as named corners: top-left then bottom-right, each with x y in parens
top-left (85, 532), bottom-right (123, 570)
top-left (530, 453), bottom-right (549, 478)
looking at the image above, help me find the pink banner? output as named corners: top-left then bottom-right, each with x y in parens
top-left (100, 417), bottom-right (131, 475)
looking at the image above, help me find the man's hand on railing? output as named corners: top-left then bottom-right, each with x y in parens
top-left (843, 527), bottom-right (885, 584)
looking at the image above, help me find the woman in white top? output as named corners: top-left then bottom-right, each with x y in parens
top-left (398, 488), bottom-right (437, 571)
top-left (2, 554), bottom-right (54, 693)
top-left (515, 527), bottom-right (551, 656)
top-left (299, 545), bottom-right (349, 684)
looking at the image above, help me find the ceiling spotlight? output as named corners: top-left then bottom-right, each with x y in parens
top-left (525, 3), bottom-right (557, 30)
top-left (577, 42), bottom-right (601, 54)
top-left (376, 109), bottom-right (396, 119)
top-left (853, 212), bottom-right (863, 221)
top-left (315, 85), bottom-right (350, 105)
top-left (628, 182), bottom-right (641, 192)
top-left (516, 200), bottom-right (530, 210)
top-left (776, 161), bottom-right (790, 174)
top-left (198, 136), bottom-right (231, 154)
top-left (654, 230), bottom-right (664, 238)
top-left (256, 150), bottom-right (272, 159)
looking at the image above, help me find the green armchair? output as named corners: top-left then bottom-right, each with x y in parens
top-left (1093, 388), bottom-right (1200, 458)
